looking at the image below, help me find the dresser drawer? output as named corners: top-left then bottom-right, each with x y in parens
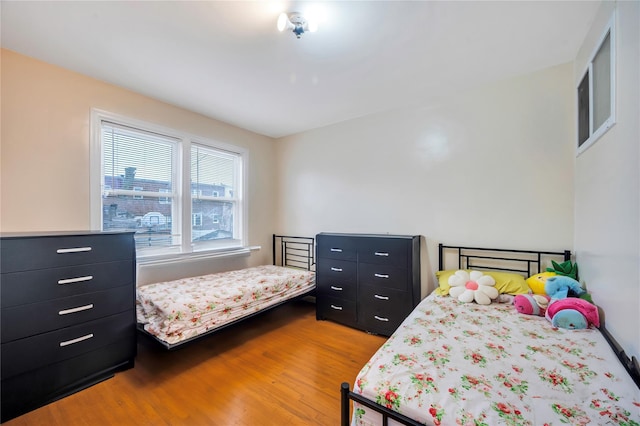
top-left (358, 238), bottom-right (409, 267)
top-left (316, 235), bottom-right (357, 261)
top-left (1, 260), bottom-right (134, 308)
top-left (359, 262), bottom-right (408, 290)
top-left (317, 259), bottom-right (357, 284)
top-left (358, 287), bottom-right (408, 336)
top-left (317, 296), bottom-right (357, 327)
top-left (359, 284), bottom-right (410, 310)
top-left (1, 310), bottom-right (135, 379)
top-left (1, 338), bottom-right (134, 423)
top-left (359, 310), bottom-right (404, 336)
top-left (2, 285), bottom-right (134, 343)
top-left (1, 233), bottom-right (134, 273)
top-left (317, 279), bottom-right (357, 301)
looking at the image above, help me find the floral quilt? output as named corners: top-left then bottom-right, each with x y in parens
top-left (353, 292), bottom-right (640, 426)
top-left (136, 265), bottom-right (315, 345)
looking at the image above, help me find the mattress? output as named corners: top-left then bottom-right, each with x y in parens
top-left (352, 292), bottom-right (640, 426)
top-left (136, 265), bottom-right (315, 345)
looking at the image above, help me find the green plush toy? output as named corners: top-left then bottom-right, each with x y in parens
top-left (578, 292), bottom-right (594, 304)
top-left (546, 260), bottom-right (578, 280)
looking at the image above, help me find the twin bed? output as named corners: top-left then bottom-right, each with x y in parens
top-left (342, 244), bottom-right (640, 426)
top-left (136, 235), bottom-right (315, 349)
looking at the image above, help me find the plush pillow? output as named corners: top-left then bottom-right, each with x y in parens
top-left (526, 271), bottom-right (556, 295)
top-left (435, 269), bottom-right (530, 296)
top-left (448, 270), bottom-right (498, 305)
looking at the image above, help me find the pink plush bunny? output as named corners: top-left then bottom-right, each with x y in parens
top-left (513, 293), bottom-right (550, 316)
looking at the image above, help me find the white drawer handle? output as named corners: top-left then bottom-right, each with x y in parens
top-left (60, 333), bottom-right (94, 347)
top-left (330, 248), bottom-right (343, 252)
top-left (374, 252), bottom-right (389, 257)
top-left (330, 286), bottom-right (343, 291)
top-left (57, 247), bottom-right (92, 254)
top-left (374, 316), bottom-right (389, 322)
top-left (374, 273), bottom-right (389, 279)
top-left (58, 275), bottom-right (93, 285)
top-left (59, 304), bottom-right (94, 315)
top-left (331, 267), bottom-right (343, 272)
top-left (330, 305), bottom-right (343, 311)
top-left (374, 294), bottom-right (389, 300)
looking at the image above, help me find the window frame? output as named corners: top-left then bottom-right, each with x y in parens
top-left (90, 109), bottom-right (248, 261)
top-left (576, 14), bottom-right (616, 156)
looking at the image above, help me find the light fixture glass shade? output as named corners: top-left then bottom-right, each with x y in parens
top-left (277, 13), bottom-right (289, 32)
top-left (278, 11), bottom-right (317, 38)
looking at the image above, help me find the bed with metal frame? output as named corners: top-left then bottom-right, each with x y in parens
top-left (341, 243), bottom-right (640, 426)
top-left (137, 234), bottom-right (315, 350)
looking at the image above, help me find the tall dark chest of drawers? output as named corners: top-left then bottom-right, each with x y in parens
top-left (0, 231), bottom-right (137, 422)
top-left (315, 233), bottom-right (421, 336)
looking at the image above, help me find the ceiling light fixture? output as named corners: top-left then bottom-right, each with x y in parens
top-left (277, 12), bottom-right (317, 39)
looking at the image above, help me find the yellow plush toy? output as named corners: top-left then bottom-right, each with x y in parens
top-left (526, 271), bottom-right (556, 295)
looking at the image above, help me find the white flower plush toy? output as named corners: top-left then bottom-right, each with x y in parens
top-left (448, 270), bottom-right (499, 305)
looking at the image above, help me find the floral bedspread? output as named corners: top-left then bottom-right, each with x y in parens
top-left (353, 292), bottom-right (640, 426)
top-left (136, 265), bottom-right (315, 345)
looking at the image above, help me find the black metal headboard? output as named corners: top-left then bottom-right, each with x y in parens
top-left (438, 243), bottom-right (639, 389)
top-left (273, 234), bottom-right (315, 271)
top-left (438, 244), bottom-right (571, 277)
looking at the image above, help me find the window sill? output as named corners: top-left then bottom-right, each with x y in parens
top-left (577, 119), bottom-right (615, 157)
top-left (137, 245), bottom-right (261, 266)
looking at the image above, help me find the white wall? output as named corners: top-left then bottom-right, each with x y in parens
top-left (275, 63), bottom-right (576, 296)
top-left (0, 49), bottom-right (278, 284)
top-left (574, 1), bottom-right (640, 361)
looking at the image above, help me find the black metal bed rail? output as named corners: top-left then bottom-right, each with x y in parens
top-left (600, 327), bottom-right (640, 389)
top-left (273, 234), bottom-right (315, 271)
top-left (341, 383), bottom-right (423, 426)
top-left (439, 244), bottom-right (571, 274)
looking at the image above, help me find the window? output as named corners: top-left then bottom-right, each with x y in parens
top-left (133, 186), bottom-right (144, 199)
top-left (158, 188), bottom-right (170, 205)
top-left (103, 185), bottom-right (112, 198)
top-left (191, 144), bottom-right (239, 245)
top-left (192, 213), bottom-right (203, 227)
top-left (91, 110), bottom-right (246, 259)
top-left (577, 16), bottom-right (615, 155)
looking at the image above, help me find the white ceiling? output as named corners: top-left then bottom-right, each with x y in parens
top-left (1, 1), bottom-right (600, 138)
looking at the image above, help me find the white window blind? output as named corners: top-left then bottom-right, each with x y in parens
top-left (101, 121), bottom-right (180, 252)
top-left (190, 144), bottom-right (242, 248)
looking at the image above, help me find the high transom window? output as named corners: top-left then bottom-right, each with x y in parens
top-left (577, 15), bottom-right (615, 155)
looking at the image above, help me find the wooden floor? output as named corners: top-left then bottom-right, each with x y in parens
top-left (5, 300), bottom-right (387, 426)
